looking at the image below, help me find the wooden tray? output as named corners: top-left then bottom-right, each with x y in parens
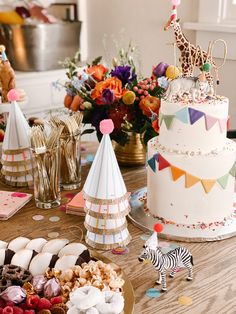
top-left (92, 251), bottom-right (135, 314)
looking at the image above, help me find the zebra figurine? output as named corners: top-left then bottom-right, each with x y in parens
top-left (138, 245), bottom-right (194, 292)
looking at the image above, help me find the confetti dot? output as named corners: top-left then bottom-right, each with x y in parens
top-left (143, 260), bottom-right (151, 265)
top-left (159, 241), bottom-right (170, 248)
top-left (178, 296), bottom-right (193, 306)
top-left (169, 243), bottom-right (179, 250)
top-left (48, 232), bottom-right (59, 238)
top-left (111, 246), bottom-right (129, 255)
top-left (60, 205), bottom-right (66, 212)
top-left (161, 247), bottom-right (173, 254)
top-left (86, 154), bottom-right (94, 163)
top-left (49, 216), bottom-right (60, 222)
top-left (32, 215), bottom-right (44, 221)
top-left (140, 234), bottom-right (151, 241)
top-left (81, 158), bottom-right (87, 165)
top-left (146, 288), bottom-right (161, 298)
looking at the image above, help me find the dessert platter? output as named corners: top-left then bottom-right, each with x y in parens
top-left (0, 237), bottom-right (134, 314)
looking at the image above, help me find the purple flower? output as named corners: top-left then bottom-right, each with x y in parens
top-left (91, 108), bottom-right (108, 132)
top-left (102, 88), bottom-right (115, 105)
top-left (110, 66), bottom-right (136, 86)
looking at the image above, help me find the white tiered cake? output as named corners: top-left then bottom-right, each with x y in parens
top-left (147, 95), bottom-right (236, 240)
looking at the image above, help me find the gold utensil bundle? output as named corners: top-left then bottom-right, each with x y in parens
top-left (30, 126), bottom-right (63, 205)
top-left (49, 112), bottom-right (83, 189)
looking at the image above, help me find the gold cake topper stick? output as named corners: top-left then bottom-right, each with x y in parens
top-left (207, 39), bottom-right (227, 90)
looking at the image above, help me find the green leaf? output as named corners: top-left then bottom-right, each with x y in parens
top-left (92, 56), bottom-right (103, 66)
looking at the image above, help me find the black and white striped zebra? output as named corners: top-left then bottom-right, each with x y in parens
top-left (138, 245), bottom-right (193, 291)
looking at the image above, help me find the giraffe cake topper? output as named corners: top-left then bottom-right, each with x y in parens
top-left (160, 0), bottom-right (227, 103)
top-left (138, 223), bottom-right (194, 292)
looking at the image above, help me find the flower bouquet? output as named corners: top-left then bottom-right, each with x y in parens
top-left (60, 47), bottom-right (166, 148)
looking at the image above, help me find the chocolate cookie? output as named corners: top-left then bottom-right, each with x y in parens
top-left (0, 275), bottom-right (12, 293)
top-left (1, 264), bottom-right (32, 287)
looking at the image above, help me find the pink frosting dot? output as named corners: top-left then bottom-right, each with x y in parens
top-left (7, 89), bottom-right (20, 102)
top-left (99, 119), bottom-right (114, 135)
top-left (172, 0), bottom-right (181, 5)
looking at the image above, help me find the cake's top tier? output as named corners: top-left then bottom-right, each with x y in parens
top-left (158, 96), bottom-right (229, 154)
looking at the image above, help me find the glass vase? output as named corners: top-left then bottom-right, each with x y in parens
top-left (113, 132), bottom-right (146, 166)
top-left (60, 132), bottom-right (81, 190)
top-left (31, 145), bottom-right (61, 209)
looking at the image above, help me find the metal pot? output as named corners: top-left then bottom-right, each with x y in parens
top-left (0, 21), bottom-right (81, 71)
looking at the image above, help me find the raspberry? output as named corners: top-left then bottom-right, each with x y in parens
top-left (0, 308), bottom-right (3, 314)
top-left (5, 304), bottom-right (14, 308)
top-left (37, 299), bottom-right (52, 311)
top-left (0, 299), bottom-right (6, 308)
top-left (3, 306), bottom-right (14, 314)
top-left (49, 297), bottom-right (62, 306)
top-left (24, 310), bottom-right (35, 314)
top-left (13, 307), bottom-right (23, 314)
top-left (26, 296), bottom-right (40, 310)
top-left (18, 304), bottom-right (27, 311)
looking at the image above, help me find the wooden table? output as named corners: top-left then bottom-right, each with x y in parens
top-left (1, 142), bottom-right (236, 314)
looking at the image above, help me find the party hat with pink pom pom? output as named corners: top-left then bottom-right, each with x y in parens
top-left (1, 89), bottom-right (33, 187)
top-left (83, 119), bottom-right (131, 250)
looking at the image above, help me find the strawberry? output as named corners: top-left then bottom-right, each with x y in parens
top-left (0, 308), bottom-right (3, 314)
top-left (13, 307), bottom-right (23, 314)
top-left (3, 306), bottom-right (13, 314)
top-left (26, 296), bottom-right (40, 309)
top-left (49, 297), bottom-right (62, 306)
top-left (37, 299), bottom-right (52, 311)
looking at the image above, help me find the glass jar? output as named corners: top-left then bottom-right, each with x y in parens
top-left (60, 132), bottom-right (81, 190)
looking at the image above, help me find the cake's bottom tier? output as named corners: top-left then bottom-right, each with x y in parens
top-left (147, 138), bottom-right (236, 227)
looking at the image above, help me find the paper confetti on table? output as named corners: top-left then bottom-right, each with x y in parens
top-left (86, 154), bottom-right (94, 163)
top-left (146, 288), bottom-right (161, 298)
top-left (169, 243), bottom-right (179, 250)
top-left (111, 246), bottom-right (129, 255)
top-left (32, 215), bottom-right (44, 221)
top-left (140, 233), bottom-right (152, 241)
top-left (178, 295), bottom-right (193, 306)
top-left (48, 232), bottom-right (60, 238)
top-left (143, 259), bottom-right (151, 265)
top-left (159, 241), bottom-right (170, 248)
top-left (49, 216), bottom-right (60, 222)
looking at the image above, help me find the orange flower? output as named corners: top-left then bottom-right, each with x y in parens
top-left (152, 119), bottom-right (159, 133)
top-left (91, 77), bottom-right (123, 105)
top-left (86, 64), bottom-right (108, 81)
top-left (139, 96), bottom-right (160, 117)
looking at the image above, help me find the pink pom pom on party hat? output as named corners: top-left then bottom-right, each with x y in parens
top-left (7, 89), bottom-right (20, 102)
top-left (172, 0), bottom-right (181, 5)
top-left (99, 119), bottom-right (114, 135)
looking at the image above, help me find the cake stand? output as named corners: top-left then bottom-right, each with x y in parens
top-left (129, 187), bottom-right (236, 242)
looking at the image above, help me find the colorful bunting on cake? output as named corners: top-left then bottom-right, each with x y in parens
top-left (158, 155), bottom-right (170, 170)
top-left (159, 106), bottom-right (228, 132)
top-left (175, 107), bottom-right (189, 124)
top-left (188, 108), bottom-right (205, 125)
top-left (148, 157), bottom-right (156, 173)
top-left (147, 153), bottom-right (236, 194)
top-left (218, 118), bottom-right (227, 133)
top-left (201, 179), bottom-right (216, 193)
top-left (229, 162), bottom-right (236, 177)
top-left (217, 174), bottom-right (229, 189)
top-left (205, 115), bottom-right (218, 130)
top-left (185, 173), bottom-right (200, 188)
top-left (162, 115), bottom-right (175, 129)
top-left (170, 165), bottom-right (185, 181)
